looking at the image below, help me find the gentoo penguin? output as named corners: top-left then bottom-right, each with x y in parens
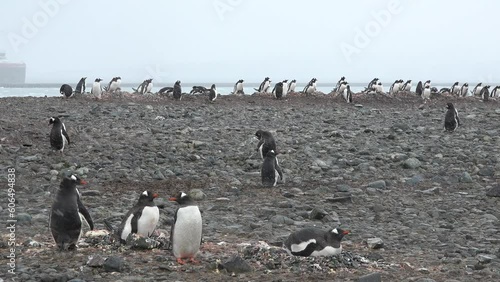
top-left (60, 84), bottom-right (73, 98)
top-left (337, 81), bottom-right (348, 94)
top-left (303, 78), bottom-right (317, 95)
top-left (424, 80), bottom-right (431, 88)
top-left (49, 117), bottom-right (70, 154)
top-left (145, 79), bottom-right (153, 93)
top-left (415, 81), bottom-right (423, 96)
top-left (281, 79), bottom-right (289, 97)
top-left (335, 76), bottom-right (346, 92)
top-left (255, 77), bottom-right (271, 93)
top-left (74, 77), bottom-right (87, 94)
top-left (190, 86), bottom-right (209, 95)
top-left (209, 84), bottom-right (217, 102)
top-left (491, 86), bottom-right (500, 98)
top-left (422, 85), bottom-right (431, 101)
top-left (133, 79), bottom-right (148, 94)
top-left (401, 80), bottom-right (412, 91)
top-left (367, 78), bottom-right (379, 91)
top-left (173, 80), bottom-right (182, 100)
top-left (284, 227), bottom-right (349, 257)
top-left (117, 191), bottom-right (159, 242)
top-left (107, 77), bottom-right (120, 93)
top-left (287, 79), bottom-right (296, 93)
top-left (49, 174), bottom-right (94, 250)
top-left (480, 85), bottom-right (490, 101)
top-left (261, 150), bottom-right (283, 187)
top-left (375, 81), bottom-right (384, 93)
top-left (439, 88), bottom-right (451, 95)
top-left (389, 80), bottom-right (399, 95)
top-left (233, 79), bottom-right (244, 95)
top-left (274, 82), bottom-right (284, 99)
top-left (91, 78), bottom-right (103, 99)
top-left (460, 83), bottom-right (469, 97)
top-left (472, 83), bottom-right (483, 97)
top-left (169, 192), bottom-right (202, 264)
top-left (444, 103), bottom-right (460, 132)
top-left (158, 86), bottom-right (174, 96)
top-left (255, 129), bottom-right (277, 159)
top-left (343, 85), bottom-right (352, 103)
top-left (450, 82), bottom-right (460, 96)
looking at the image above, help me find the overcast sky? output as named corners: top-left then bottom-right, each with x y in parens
top-left (0, 0), bottom-right (498, 84)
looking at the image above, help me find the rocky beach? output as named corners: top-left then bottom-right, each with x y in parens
top-left (1, 92), bottom-right (500, 282)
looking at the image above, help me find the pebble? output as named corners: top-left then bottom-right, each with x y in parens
top-left (459, 172), bottom-right (473, 183)
top-left (403, 158), bottom-right (421, 169)
top-left (188, 189), bottom-right (206, 201)
top-left (219, 255), bottom-right (253, 273)
top-left (368, 180), bottom-right (386, 189)
top-left (357, 272), bottom-right (381, 282)
top-left (104, 256), bottom-right (125, 272)
top-left (366, 238), bottom-right (384, 249)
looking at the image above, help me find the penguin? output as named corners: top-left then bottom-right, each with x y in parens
top-left (190, 86), bottom-right (209, 95)
top-left (472, 83), bottom-right (483, 97)
top-left (480, 85), bottom-right (490, 101)
top-left (303, 78), bottom-right (317, 95)
top-left (49, 117), bottom-right (70, 154)
top-left (343, 85), bottom-right (352, 103)
top-left (255, 129), bottom-right (277, 159)
top-left (450, 82), bottom-right (460, 96)
top-left (49, 174), bottom-right (94, 251)
top-left (145, 79), bottom-right (153, 93)
top-left (389, 80), bottom-right (399, 95)
top-left (287, 79), bottom-right (296, 93)
top-left (337, 81), bottom-right (348, 95)
top-left (439, 88), bottom-right (451, 94)
top-left (133, 79), bottom-right (148, 94)
top-left (284, 227), bottom-right (349, 257)
top-left (169, 192), bottom-right (202, 264)
top-left (60, 84), bottom-right (73, 98)
top-left (375, 81), bottom-right (384, 93)
top-left (107, 77), bottom-right (120, 93)
top-left (424, 80), bottom-right (431, 88)
top-left (367, 78), bottom-right (379, 91)
top-left (255, 77), bottom-right (271, 93)
top-left (173, 80), bottom-right (182, 100)
top-left (491, 86), bottom-right (500, 98)
top-left (233, 79), bottom-right (244, 95)
top-left (444, 103), bottom-right (460, 132)
top-left (74, 77), bottom-right (87, 94)
top-left (158, 86), bottom-right (174, 96)
top-left (261, 150), bottom-right (283, 187)
top-left (281, 79), bottom-right (289, 97)
top-left (335, 76), bottom-right (345, 92)
top-left (91, 78), bottom-right (103, 99)
top-left (460, 83), bottom-right (469, 97)
top-left (415, 81), bottom-right (423, 96)
top-left (401, 80), bottom-right (412, 91)
top-left (117, 190), bottom-right (159, 242)
top-left (274, 82), bottom-right (284, 99)
top-left (209, 84), bottom-right (217, 102)
top-left (422, 85), bottom-right (431, 101)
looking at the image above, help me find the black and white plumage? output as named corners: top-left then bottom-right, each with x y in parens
top-left (106, 77), bottom-right (121, 93)
top-left (480, 85), bottom-right (490, 101)
top-left (287, 79), bottom-right (296, 93)
top-left (133, 79), bottom-right (148, 94)
top-left (255, 77), bottom-right (271, 93)
top-left (261, 150), bottom-right (283, 187)
top-left (49, 117), bottom-right (70, 153)
top-left (145, 79), bottom-right (153, 93)
top-left (117, 190), bottom-right (159, 242)
top-left (91, 78), bottom-right (103, 99)
top-left (439, 88), bottom-right (451, 94)
top-left (375, 81), bottom-right (384, 93)
top-left (274, 82), bottom-right (284, 99)
top-left (190, 86), bottom-right (209, 95)
top-left (389, 80), bottom-right (401, 95)
top-left (169, 192), bottom-right (202, 264)
top-left (337, 81), bottom-right (348, 94)
top-left (173, 80), bottom-right (182, 100)
top-left (444, 103), bottom-right (460, 132)
top-left (303, 78), bottom-right (317, 95)
top-left (49, 175), bottom-right (94, 251)
top-left (415, 81), bottom-right (423, 96)
top-left (281, 79), bottom-right (289, 97)
top-left (343, 85), bottom-right (353, 103)
top-left (460, 83), bottom-right (469, 97)
top-left (60, 84), bottom-right (73, 98)
top-left (491, 86), bottom-right (500, 98)
top-left (401, 80), bottom-right (412, 91)
top-left (424, 80), bottom-right (431, 88)
top-left (255, 129), bottom-right (277, 159)
top-left (284, 227), bottom-right (349, 257)
top-left (450, 82), bottom-right (460, 96)
top-left (158, 86), bottom-right (174, 95)
top-left (75, 77), bottom-right (87, 94)
top-left (472, 83), bottom-right (483, 97)
top-left (335, 76), bottom-right (346, 92)
top-left (233, 79), bottom-right (244, 95)
top-left (422, 85), bottom-right (431, 101)
top-left (209, 84), bottom-right (218, 102)
top-left (367, 78), bottom-right (379, 91)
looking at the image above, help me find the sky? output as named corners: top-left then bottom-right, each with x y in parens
top-left (0, 0), bottom-right (498, 84)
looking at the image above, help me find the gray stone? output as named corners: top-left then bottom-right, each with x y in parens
top-left (126, 234), bottom-right (160, 249)
top-left (478, 167), bottom-right (494, 177)
top-left (80, 190), bottom-right (101, 196)
top-left (152, 170), bottom-right (165, 180)
top-left (403, 158), bottom-right (421, 169)
top-left (368, 180), bottom-right (386, 189)
top-left (220, 255), bottom-right (252, 273)
top-left (16, 213), bottom-right (32, 224)
top-left (459, 172), bottom-right (473, 183)
top-left (87, 255), bottom-right (106, 267)
top-left (19, 155), bottom-right (40, 162)
top-left (477, 254), bottom-right (496, 263)
top-left (75, 167), bottom-right (89, 175)
top-left (192, 141), bottom-right (207, 149)
top-left (486, 185), bottom-right (500, 197)
top-left (337, 184), bottom-right (351, 192)
top-left (270, 215), bottom-right (294, 225)
top-left (406, 175), bottom-right (424, 186)
top-left (188, 189), bottom-right (206, 201)
top-left (104, 256), bottom-right (124, 272)
top-left (357, 272), bottom-right (381, 282)
top-left (367, 238), bottom-right (384, 249)
top-left (309, 207), bottom-right (329, 220)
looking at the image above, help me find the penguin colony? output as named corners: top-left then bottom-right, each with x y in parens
top-left (49, 75), bottom-right (471, 263)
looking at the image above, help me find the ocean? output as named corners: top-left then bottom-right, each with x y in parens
top-left (0, 83), bottom-right (453, 98)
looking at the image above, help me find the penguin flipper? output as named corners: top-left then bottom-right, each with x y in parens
top-left (131, 209), bottom-right (142, 234)
top-left (61, 127), bottom-right (70, 145)
top-left (77, 196), bottom-right (94, 230)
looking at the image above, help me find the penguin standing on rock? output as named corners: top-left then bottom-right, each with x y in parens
top-left (422, 85), bottom-right (431, 101)
top-left (480, 85), bottom-right (490, 101)
top-left (173, 80), bottom-right (182, 100)
top-left (444, 103), bottom-right (460, 132)
top-left (209, 84), bottom-right (217, 102)
top-left (255, 77), bottom-right (271, 93)
top-left (472, 83), bottom-right (483, 97)
top-left (49, 174), bottom-right (94, 251)
top-left (116, 191), bottom-right (159, 242)
top-left (284, 227), bottom-right (349, 257)
top-left (60, 84), bottom-right (73, 98)
top-left (261, 150), bottom-right (283, 187)
top-left (491, 86), bottom-right (500, 98)
top-left (274, 82), bottom-right (284, 99)
top-left (450, 82), bottom-right (460, 96)
top-left (49, 117), bottom-right (70, 154)
top-left (287, 79), bottom-right (296, 93)
top-left (74, 77), bottom-right (87, 94)
top-left (303, 78), bottom-right (317, 95)
top-left (233, 79), bottom-right (244, 95)
top-left (460, 83), bottom-right (469, 97)
top-left (169, 192), bottom-right (202, 264)
top-left (255, 130), bottom-right (277, 159)
top-left (415, 81), bottom-right (423, 96)
top-left (91, 78), bottom-right (103, 99)
top-left (343, 85), bottom-right (352, 103)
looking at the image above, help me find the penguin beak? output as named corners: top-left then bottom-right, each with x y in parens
top-left (342, 230), bottom-right (350, 235)
top-left (169, 197), bottom-right (177, 201)
top-left (153, 193), bottom-right (159, 198)
top-left (80, 179), bottom-right (88, 185)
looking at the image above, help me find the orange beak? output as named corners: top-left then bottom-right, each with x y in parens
top-left (169, 197), bottom-right (177, 201)
top-left (342, 230), bottom-right (350, 235)
top-left (80, 180), bottom-right (88, 185)
top-left (152, 193), bottom-right (159, 198)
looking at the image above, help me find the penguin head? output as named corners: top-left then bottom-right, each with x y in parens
top-left (426, 80), bottom-right (431, 83)
top-left (169, 191), bottom-right (193, 205)
top-left (378, 82), bottom-right (382, 86)
top-left (255, 129), bottom-right (264, 140)
top-left (282, 79), bottom-right (288, 83)
top-left (265, 77), bottom-right (269, 81)
top-left (62, 174), bottom-right (87, 187)
top-left (463, 83), bottom-right (468, 87)
top-left (49, 117), bottom-right (60, 125)
top-left (175, 80), bottom-right (181, 85)
top-left (341, 76), bottom-right (345, 80)
top-left (211, 84), bottom-right (216, 89)
top-left (139, 190), bottom-right (159, 204)
top-left (329, 228), bottom-right (349, 241)
top-left (240, 79), bottom-right (244, 83)
top-left (95, 78), bottom-right (102, 82)
top-left (446, 103), bottom-right (455, 110)
top-left (291, 79), bottom-right (296, 83)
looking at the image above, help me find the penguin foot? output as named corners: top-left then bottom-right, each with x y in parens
top-left (189, 257), bottom-right (200, 264)
top-left (176, 258), bottom-right (186, 265)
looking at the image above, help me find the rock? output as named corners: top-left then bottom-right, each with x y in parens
top-left (337, 184), bottom-right (351, 192)
top-left (188, 189), bottom-right (206, 201)
top-left (16, 213), bottom-right (32, 224)
top-left (219, 255), bottom-right (252, 273)
top-left (126, 234), bottom-right (160, 249)
top-left (23, 239), bottom-right (42, 247)
top-left (368, 180), bottom-right (386, 189)
top-left (403, 158), bottom-right (421, 169)
top-left (486, 185), bottom-right (500, 197)
top-left (477, 254), bottom-right (496, 263)
top-left (87, 255), bottom-right (106, 267)
top-left (270, 215), bottom-right (294, 225)
top-left (357, 272), bottom-right (381, 282)
top-left (478, 167), bottom-right (494, 177)
top-left (19, 155), bottom-right (40, 162)
top-left (192, 141), bottom-right (207, 149)
top-left (309, 207), bottom-right (329, 220)
top-left (75, 167), bottom-right (90, 175)
top-left (459, 172), bottom-right (473, 183)
top-left (85, 230), bottom-right (109, 238)
top-left (152, 170), bottom-right (165, 180)
top-left (367, 238), bottom-right (384, 249)
top-left (406, 175), bottom-right (424, 186)
top-left (49, 170), bottom-right (59, 176)
top-left (104, 256), bottom-right (125, 272)
top-left (80, 190), bottom-right (101, 196)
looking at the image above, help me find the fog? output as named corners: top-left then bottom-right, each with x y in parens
top-left (1, 0), bottom-right (498, 84)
